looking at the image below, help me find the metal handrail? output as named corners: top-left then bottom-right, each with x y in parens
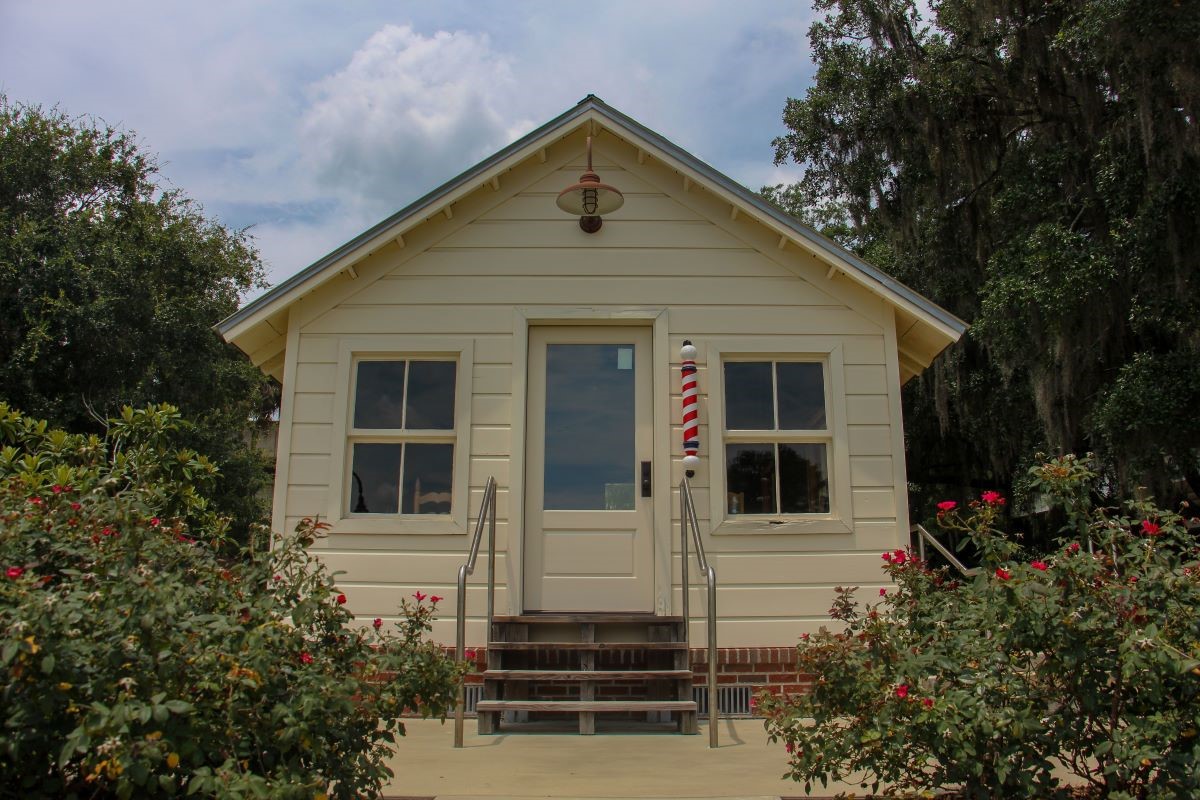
top-left (912, 523), bottom-right (980, 578)
top-left (680, 476), bottom-right (718, 748)
top-left (453, 476), bottom-right (497, 748)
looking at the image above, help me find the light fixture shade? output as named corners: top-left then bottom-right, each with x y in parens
top-left (556, 172), bottom-right (625, 216)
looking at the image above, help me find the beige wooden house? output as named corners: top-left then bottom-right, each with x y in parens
top-left (219, 96), bottom-right (963, 722)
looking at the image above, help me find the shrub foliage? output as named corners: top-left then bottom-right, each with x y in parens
top-left (0, 404), bottom-right (465, 798)
top-left (761, 456), bottom-right (1200, 798)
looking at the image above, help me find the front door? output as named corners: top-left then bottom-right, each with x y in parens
top-left (524, 327), bottom-right (654, 612)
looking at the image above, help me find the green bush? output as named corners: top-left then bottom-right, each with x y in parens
top-left (761, 455), bottom-right (1200, 798)
top-left (0, 404), bottom-right (466, 798)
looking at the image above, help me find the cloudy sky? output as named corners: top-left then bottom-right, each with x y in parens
top-left (1, 2), bottom-right (816, 291)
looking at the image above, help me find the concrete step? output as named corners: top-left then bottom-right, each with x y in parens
top-left (493, 613), bottom-right (684, 624)
top-left (487, 640), bottom-right (687, 651)
top-left (483, 669), bottom-right (692, 680)
top-left (475, 700), bottom-right (697, 713)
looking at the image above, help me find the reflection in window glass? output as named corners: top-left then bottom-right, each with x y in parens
top-left (350, 443), bottom-right (401, 514)
top-left (780, 443), bottom-right (829, 513)
top-left (726, 443), bottom-right (775, 514)
top-left (723, 362), bottom-right (774, 430)
top-left (776, 363), bottom-right (826, 430)
top-left (405, 361), bottom-right (456, 429)
top-left (544, 344), bottom-right (635, 510)
top-left (354, 362), bottom-right (406, 429)
top-left (401, 443), bottom-right (454, 514)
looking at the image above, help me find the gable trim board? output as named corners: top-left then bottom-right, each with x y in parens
top-left (218, 95), bottom-right (965, 383)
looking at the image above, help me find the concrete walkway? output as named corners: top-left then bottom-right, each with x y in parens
top-left (381, 718), bottom-right (863, 798)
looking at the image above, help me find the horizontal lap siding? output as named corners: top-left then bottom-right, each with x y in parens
top-left (280, 173), bottom-right (904, 646)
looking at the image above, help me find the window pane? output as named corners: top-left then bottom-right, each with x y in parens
top-left (401, 443), bottom-right (454, 514)
top-left (405, 360), bottom-right (456, 429)
top-left (780, 443), bottom-right (830, 514)
top-left (350, 443), bottom-right (401, 514)
top-left (724, 362), bottom-right (774, 430)
top-left (726, 443), bottom-right (776, 514)
top-left (354, 361), bottom-right (406, 429)
top-left (777, 363), bottom-right (826, 430)
top-left (544, 344), bottom-right (635, 510)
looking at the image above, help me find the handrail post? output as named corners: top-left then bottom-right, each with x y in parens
top-left (680, 486), bottom-right (690, 649)
top-left (453, 563), bottom-right (468, 748)
top-left (706, 565), bottom-right (717, 749)
top-left (486, 480), bottom-right (496, 632)
top-left (680, 476), bottom-right (717, 747)
top-left (453, 476), bottom-right (496, 749)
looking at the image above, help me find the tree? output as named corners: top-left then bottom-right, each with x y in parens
top-left (768, 0), bottom-right (1200, 510)
top-left (0, 98), bottom-right (276, 538)
top-left (0, 404), bottom-right (465, 798)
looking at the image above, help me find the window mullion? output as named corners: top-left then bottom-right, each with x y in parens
top-left (773, 442), bottom-right (783, 515)
top-left (400, 359), bottom-right (410, 430)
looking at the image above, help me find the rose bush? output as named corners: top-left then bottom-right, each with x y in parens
top-left (761, 455), bottom-right (1200, 798)
top-left (0, 403), bottom-right (466, 798)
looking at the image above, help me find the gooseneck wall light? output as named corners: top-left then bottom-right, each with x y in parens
top-left (556, 135), bottom-right (624, 233)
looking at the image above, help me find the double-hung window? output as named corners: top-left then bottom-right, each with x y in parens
top-left (348, 359), bottom-right (456, 516)
top-left (723, 360), bottom-right (830, 516)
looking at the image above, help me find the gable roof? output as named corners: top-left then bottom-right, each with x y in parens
top-left (219, 95), bottom-right (966, 381)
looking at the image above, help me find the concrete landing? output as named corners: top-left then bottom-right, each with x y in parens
top-left (381, 718), bottom-right (861, 798)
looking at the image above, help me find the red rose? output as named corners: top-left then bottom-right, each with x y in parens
top-left (28, 497), bottom-right (43, 506)
top-left (892, 549), bottom-right (907, 565)
top-left (882, 551), bottom-right (894, 563)
top-left (1067, 542), bottom-right (1080, 553)
top-left (336, 594), bottom-right (347, 604)
top-left (895, 684), bottom-right (909, 699)
top-left (300, 652), bottom-right (313, 665)
top-left (1030, 561), bottom-right (1048, 571)
top-left (464, 648), bottom-right (477, 660)
top-left (981, 491), bottom-right (1005, 506)
top-left (69, 502), bottom-right (81, 511)
top-left (413, 591), bottom-right (427, 602)
top-left (922, 697), bottom-right (934, 708)
top-left (373, 617), bottom-right (382, 630)
top-left (6, 566), bottom-right (23, 579)
top-left (52, 484), bottom-right (64, 494)
top-left (1141, 520), bottom-right (1161, 536)
top-left (150, 517), bottom-right (161, 527)
top-left (879, 588), bottom-right (887, 596)
top-left (995, 568), bottom-right (1011, 581)
top-left (430, 595), bottom-right (443, 604)
top-left (936, 500), bottom-right (956, 512)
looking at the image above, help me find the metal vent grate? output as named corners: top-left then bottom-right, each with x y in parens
top-left (693, 685), bottom-right (754, 716)
top-left (464, 684), bottom-right (484, 714)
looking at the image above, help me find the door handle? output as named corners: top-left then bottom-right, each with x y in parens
top-left (641, 461), bottom-right (652, 497)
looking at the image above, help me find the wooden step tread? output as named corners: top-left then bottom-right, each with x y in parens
top-left (483, 669), bottom-right (692, 681)
top-left (475, 700), bottom-right (697, 713)
top-left (493, 614), bottom-right (684, 624)
top-left (487, 641), bottom-right (688, 651)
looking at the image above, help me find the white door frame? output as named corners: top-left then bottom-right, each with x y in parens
top-left (507, 308), bottom-right (673, 616)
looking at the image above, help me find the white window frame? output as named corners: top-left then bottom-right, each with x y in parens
top-left (326, 336), bottom-right (474, 536)
top-left (706, 341), bottom-right (852, 535)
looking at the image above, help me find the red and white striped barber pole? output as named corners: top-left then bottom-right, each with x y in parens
top-left (680, 340), bottom-right (700, 477)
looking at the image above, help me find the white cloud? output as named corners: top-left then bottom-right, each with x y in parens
top-left (298, 24), bottom-right (532, 217)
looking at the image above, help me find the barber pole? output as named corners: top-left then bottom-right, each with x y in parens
top-left (680, 340), bottom-right (700, 476)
